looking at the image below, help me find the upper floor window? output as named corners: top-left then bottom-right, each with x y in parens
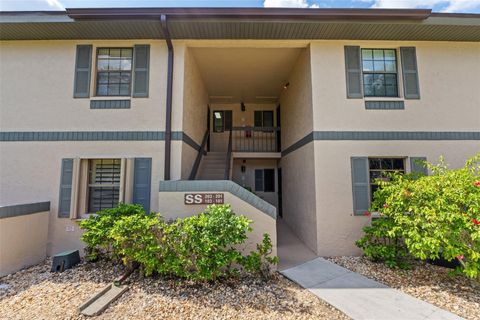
top-left (254, 110), bottom-right (274, 128)
top-left (96, 48), bottom-right (133, 96)
top-left (361, 49), bottom-right (398, 97)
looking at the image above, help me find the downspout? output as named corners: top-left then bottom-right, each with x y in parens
top-left (160, 14), bottom-right (173, 180)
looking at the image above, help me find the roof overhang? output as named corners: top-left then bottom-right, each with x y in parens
top-left (1, 7), bottom-right (479, 41)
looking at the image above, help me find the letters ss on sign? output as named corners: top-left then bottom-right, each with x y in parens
top-left (184, 193), bottom-right (224, 205)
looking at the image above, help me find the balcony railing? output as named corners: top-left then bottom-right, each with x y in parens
top-left (232, 126), bottom-right (280, 152)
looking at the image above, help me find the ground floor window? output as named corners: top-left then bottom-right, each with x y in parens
top-left (255, 168), bottom-right (275, 192)
top-left (368, 157), bottom-right (405, 201)
top-left (88, 159), bottom-right (121, 213)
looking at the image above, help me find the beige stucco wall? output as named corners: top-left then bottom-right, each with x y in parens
top-left (158, 192), bottom-right (277, 257)
top-left (314, 141), bottom-right (480, 256)
top-left (0, 141), bottom-right (167, 255)
top-left (310, 40), bottom-right (480, 131)
top-left (0, 211), bottom-right (49, 276)
top-left (180, 47), bottom-right (209, 179)
top-left (279, 47), bottom-right (313, 148)
top-left (232, 158), bottom-right (279, 208)
top-left (0, 40), bottom-right (168, 131)
top-left (277, 46), bottom-right (317, 252)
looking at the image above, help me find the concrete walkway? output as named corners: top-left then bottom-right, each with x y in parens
top-left (281, 258), bottom-right (463, 320)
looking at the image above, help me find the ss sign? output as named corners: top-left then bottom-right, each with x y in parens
top-left (184, 193), bottom-right (224, 205)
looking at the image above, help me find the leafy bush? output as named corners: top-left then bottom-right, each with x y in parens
top-left (80, 204), bottom-right (278, 281)
top-left (355, 217), bottom-right (411, 269)
top-left (80, 203), bottom-right (146, 261)
top-left (356, 154), bottom-right (480, 278)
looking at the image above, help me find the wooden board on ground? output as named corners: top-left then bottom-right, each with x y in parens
top-left (78, 283), bottom-right (129, 316)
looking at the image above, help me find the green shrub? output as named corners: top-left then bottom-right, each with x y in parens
top-left (80, 204), bottom-right (278, 281)
top-left (79, 203), bottom-right (146, 261)
top-left (355, 217), bottom-right (411, 269)
top-left (356, 154), bottom-right (480, 278)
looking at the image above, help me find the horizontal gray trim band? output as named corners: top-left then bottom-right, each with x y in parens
top-left (365, 101), bottom-right (405, 110)
top-left (0, 131), bottom-right (165, 141)
top-left (159, 180), bottom-right (276, 219)
top-left (0, 201), bottom-right (50, 219)
top-left (90, 100), bottom-right (131, 109)
top-left (282, 130), bottom-right (480, 156)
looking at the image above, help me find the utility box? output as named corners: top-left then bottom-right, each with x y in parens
top-left (51, 250), bottom-right (80, 272)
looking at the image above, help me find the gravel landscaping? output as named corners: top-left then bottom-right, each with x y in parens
top-left (327, 256), bottom-right (480, 320)
top-left (0, 259), bottom-right (348, 320)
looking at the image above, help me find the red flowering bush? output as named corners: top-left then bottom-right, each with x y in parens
top-left (357, 154), bottom-right (480, 278)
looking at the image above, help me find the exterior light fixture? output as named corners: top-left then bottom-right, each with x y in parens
top-left (241, 102), bottom-right (246, 112)
top-left (283, 82), bottom-right (290, 89)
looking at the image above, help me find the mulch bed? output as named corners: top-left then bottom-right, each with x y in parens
top-left (0, 259), bottom-right (349, 320)
top-left (327, 256), bottom-right (480, 320)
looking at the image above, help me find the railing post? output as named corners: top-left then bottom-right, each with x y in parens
top-left (225, 129), bottom-right (233, 180)
top-left (189, 129), bottom-right (210, 180)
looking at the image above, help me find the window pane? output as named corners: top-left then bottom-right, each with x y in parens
top-left (385, 61), bottom-right (396, 72)
top-left (108, 59), bottom-right (121, 71)
top-left (364, 84), bottom-right (374, 96)
top-left (120, 59), bottom-right (132, 71)
top-left (385, 74), bottom-right (397, 85)
top-left (369, 158), bottom-right (381, 169)
top-left (370, 171), bottom-right (382, 183)
top-left (384, 50), bottom-right (396, 60)
top-left (97, 84), bottom-right (108, 96)
top-left (362, 60), bottom-right (373, 71)
top-left (363, 74), bottom-right (373, 85)
top-left (362, 49), bottom-right (373, 60)
top-left (120, 72), bottom-right (131, 84)
top-left (373, 50), bottom-right (384, 60)
top-left (263, 111), bottom-right (274, 127)
top-left (373, 60), bottom-right (385, 72)
top-left (255, 169), bottom-right (263, 191)
top-left (121, 48), bottom-right (133, 58)
top-left (386, 85), bottom-right (398, 97)
top-left (381, 159), bottom-right (393, 169)
top-left (393, 158), bottom-right (404, 169)
top-left (109, 72), bottom-right (121, 84)
top-left (109, 49), bottom-right (121, 57)
top-left (98, 49), bottom-right (110, 59)
top-left (97, 72), bottom-right (108, 84)
top-left (264, 169), bottom-right (275, 192)
top-left (119, 84), bottom-right (130, 96)
top-left (108, 84), bottom-right (120, 95)
top-left (97, 59), bottom-right (109, 71)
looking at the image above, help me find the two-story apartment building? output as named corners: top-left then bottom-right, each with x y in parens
top-left (1, 8), bottom-right (479, 261)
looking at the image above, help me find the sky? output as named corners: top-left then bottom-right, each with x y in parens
top-left (1, 0), bottom-right (480, 13)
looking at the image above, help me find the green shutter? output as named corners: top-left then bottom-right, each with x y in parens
top-left (73, 45), bottom-right (92, 98)
top-left (133, 158), bottom-right (152, 213)
top-left (344, 46), bottom-right (363, 99)
top-left (351, 157), bottom-right (370, 216)
top-left (133, 45), bottom-right (150, 98)
top-left (58, 158), bottom-right (73, 218)
top-left (410, 157), bottom-right (428, 177)
top-left (400, 47), bottom-right (420, 99)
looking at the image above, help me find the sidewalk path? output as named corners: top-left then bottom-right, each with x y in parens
top-left (281, 258), bottom-right (463, 320)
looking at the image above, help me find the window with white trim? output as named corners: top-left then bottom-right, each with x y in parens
top-left (361, 49), bottom-right (398, 97)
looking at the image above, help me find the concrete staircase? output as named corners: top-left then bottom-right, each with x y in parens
top-left (196, 152), bottom-right (227, 180)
